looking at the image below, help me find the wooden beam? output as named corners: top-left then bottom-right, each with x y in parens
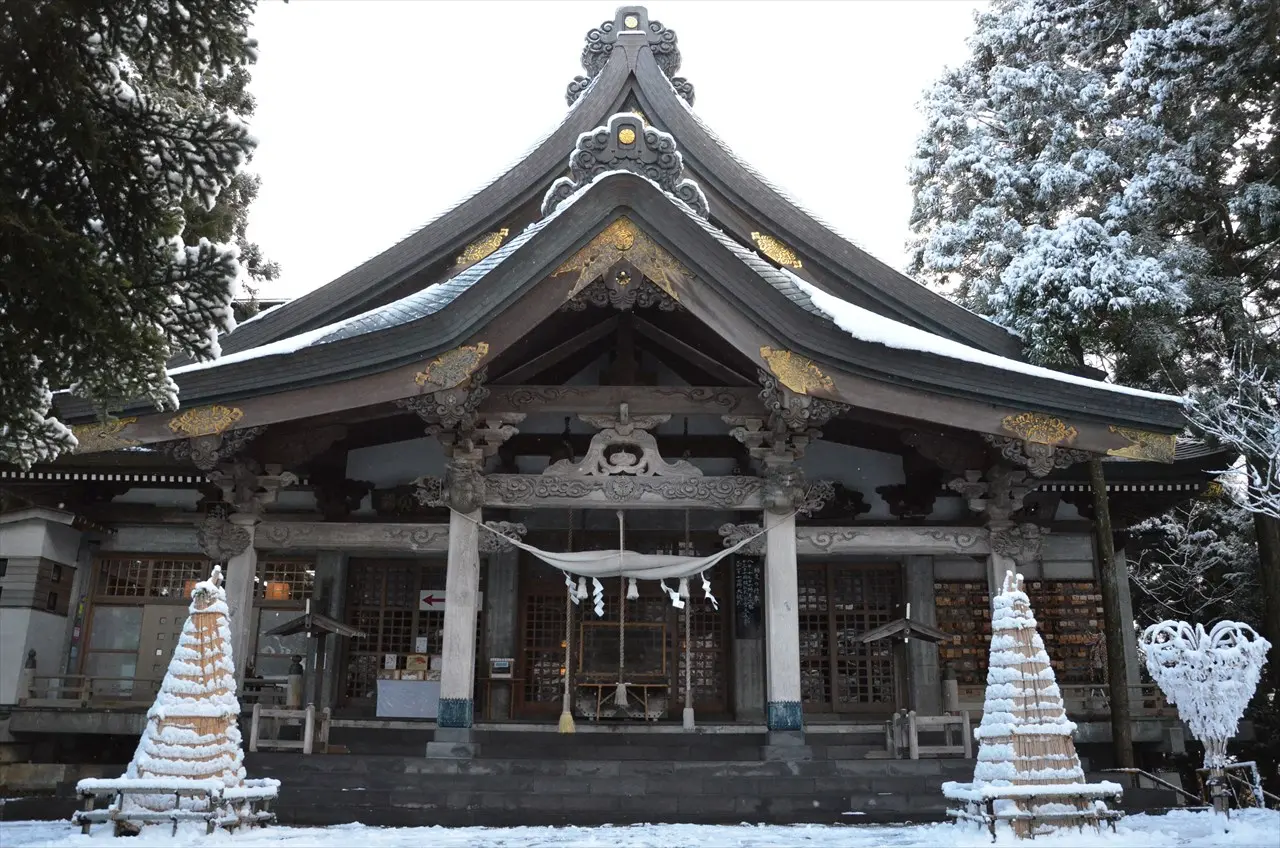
top-left (498, 314), bottom-right (620, 384)
top-left (631, 314), bottom-right (757, 386)
top-left (480, 385), bottom-right (766, 416)
top-left (796, 526), bottom-right (990, 556)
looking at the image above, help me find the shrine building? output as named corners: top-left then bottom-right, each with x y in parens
top-left (0, 6), bottom-right (1223, 825)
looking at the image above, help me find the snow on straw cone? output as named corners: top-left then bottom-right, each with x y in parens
top-left (971, 571), bottom-right (1091, 836)
top-left (123, 565), bottom-right (245, 811)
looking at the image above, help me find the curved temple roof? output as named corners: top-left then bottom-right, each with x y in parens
top-left (57, 5), bottom-right (1186, 458)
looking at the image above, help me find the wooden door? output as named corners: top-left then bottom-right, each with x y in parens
top-left (133, 604), bottom-right (188, 701)
top-left (798, 563), bottom-right (902, 714)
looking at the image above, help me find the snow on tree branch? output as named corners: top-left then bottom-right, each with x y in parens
top-left (1185, 361), bottom-right (1280, 520)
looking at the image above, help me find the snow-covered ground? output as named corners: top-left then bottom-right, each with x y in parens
top-left (3, 809), bottom-right (1279, 847)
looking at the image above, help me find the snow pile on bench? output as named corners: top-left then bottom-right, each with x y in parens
top-left (74, 565), bottom-right (278, 834)
top-left (943, 571), bottom-right (1122, 838)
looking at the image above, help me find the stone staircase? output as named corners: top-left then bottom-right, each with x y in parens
top-left (244, 729), bottom-right (982, 827)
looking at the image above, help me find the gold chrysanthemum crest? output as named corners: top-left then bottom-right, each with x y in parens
top-left (168, 406), bottom-right (244, 438)
top-left (1001, 412), bottom-right (1078, 446)
top-left (414, 343), bottom-right (490, 389)
top-left (759, 346), bottom-right (833, 395)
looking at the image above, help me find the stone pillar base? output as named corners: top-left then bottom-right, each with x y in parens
top-left (766, 700), bottom-right (802, 732)
top-left (762, 729), bottom-right (810, 760)
top-left (426, 727), bottom-right (479, 759)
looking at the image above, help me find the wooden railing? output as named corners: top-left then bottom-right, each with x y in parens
top-left (18, 676), bottom-right (162, 708)
top-left (955, 683), bottom-right (1173, 719)
top-left (248, 703), bottom-right (330, 755)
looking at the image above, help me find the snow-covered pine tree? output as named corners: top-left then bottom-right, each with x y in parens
top-left (0, 0), bottom-right (264, 469)
top-left (909, 0), bottom-right (1280, 689)
top-left (123, 565), bottom-right (244, 813)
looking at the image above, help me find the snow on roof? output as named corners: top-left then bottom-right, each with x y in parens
top-left (170, 169), bottom-right (621, 374)
top-left (781, 270), bottom-right (1183, 402)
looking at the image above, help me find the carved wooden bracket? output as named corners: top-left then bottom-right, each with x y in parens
top-left (719, 523), bottom-right (765, 556)
top-left (983, 434), bottom-right (1092, 478)
top-left (988, 521), bottom-right (1048, 566)
top-left (164, 425), bottom-right (266, 472)
top-left (477, 521), bottom-right (528, 553)
top-left (398, 369), bottom-right (524, 459)
top-left (544, 403), bottom-right (700, 477)
top-left (206, 459), bottom-right (298, 515)
top-left (948, 465), bottom-right (1038, 522)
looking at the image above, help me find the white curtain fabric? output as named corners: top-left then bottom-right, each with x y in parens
top-left (457, 510), bottom-right (777, 614)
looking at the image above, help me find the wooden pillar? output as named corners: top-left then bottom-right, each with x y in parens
top-left (483, 546), bottom-right (519, 720)
top-left (438, 506), bottom-right (482, 729)
top-left (764, 507), bottom-right (802, 733)
top-left (225, 513), bottom-right (258, 688)
top-left (1088, 457), bottom-right (1135, 769)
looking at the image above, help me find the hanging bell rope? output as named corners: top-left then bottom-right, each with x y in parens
top-left (615, 510), bottom-right (628, 709)
top-left (559, 509), bottom-right (576, 734)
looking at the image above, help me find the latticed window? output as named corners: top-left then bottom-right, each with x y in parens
top-left (96, 556), bottom-right (207, 600)
top-left (255, 558), bottom-right (315, 602)
top-left (798, 563), bottom-right (901, 713)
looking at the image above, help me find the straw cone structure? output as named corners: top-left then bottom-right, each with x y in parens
top-left (970, 571), bottom-right (1092, 835)
top-left (123, 565), bottom-right (245, 810)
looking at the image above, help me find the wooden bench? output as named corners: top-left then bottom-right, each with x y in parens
top-left (74, 778), bottom-right (278, 837)
top-left (943, 781), bottom-right (1124, 841)
top-left (248, 703), bottom-right (331, 754)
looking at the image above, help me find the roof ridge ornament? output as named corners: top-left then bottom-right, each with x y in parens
top-left (566, 6), bottom-right (695, 106)
top-left (542, 113), bottom-right (709, 218)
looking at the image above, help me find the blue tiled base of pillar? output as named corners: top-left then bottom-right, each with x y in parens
top-left (767, 700), bottom-right (803, 731)
top-left (437, 697), bottom-right (474, 729)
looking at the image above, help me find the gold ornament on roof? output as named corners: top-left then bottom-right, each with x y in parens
top-left (553, 217), bottom-right (688, 303)
top-left (414, 342), bottom-right (491, 389)
top-left (1000, 412), bottom-right (1078, 446)
top-left (168, 405), bottom-right (244, 438)
top-left (759, 346), bottom-right (834, 395)
top-left (455, 228), bottom-right (510, 267)
top-left (1107, 425), bottom-right (1176, 463)
top-left (618, 126), bottom-right (637, 145)
top-left (71, 417), bottom-right (139, 454)
top-left (751, 232), bottom-right (803, 268)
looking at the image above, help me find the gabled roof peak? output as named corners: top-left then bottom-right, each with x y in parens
top-left (543, 113), bottom-right (709, 218)
top-left (567, 6), bottom-right (694, 106)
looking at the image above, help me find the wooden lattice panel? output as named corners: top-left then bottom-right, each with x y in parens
top-left (797, 565), bottom-right (831, 707)
top-left (255, 559), bottom-right (315, 602)
top-left (520, 590), bottom-right (569, 709)
top-left (676, 572), bottom-right (727, 710)
top-left (340, 559), bottom-right (448, 705)
top-left (831, 567), bottom-right (898, 709)
top-left (935, 580), bottom-right (991, 685)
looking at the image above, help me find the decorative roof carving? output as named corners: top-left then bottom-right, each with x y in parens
top-left (168, 405), bottom-right (243, 438)
top-left (560, 271), bottom-right (679, 312)
top-left (759, 347), bottom-right (834, 396)
top-left (1001, 411), bottom-right (1078, 447)
top-left (455, 230), bottom-right (509, 267)
top-left (414, 343), bottom-right (490, 390)
top-left (567, 7), bottom-right (694, 107)
top-left (1108, 425), bottom-right (1177, 463)
top-left (542, 114), bottom-right (709, 218)
top-left (719, 523), bottom-right (765, 556)
top-left (983, 434), bottom-right (1092, 478)
top-left (196, 512), bottom-right (251, 563)
top-left (553, 217), bottom-right (691, 303)
top-left (543, 403), bottom-right (702, 478)
top-left (71, 417), bottom-right (139, 454)
top-left (478, 521), bottom-right (528, 553)
top-left (751, 232), bottom-right (803, 268)
top-left (165, 426), bottom-right (266, 472)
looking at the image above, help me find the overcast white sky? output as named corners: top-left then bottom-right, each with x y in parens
top-left (245, 0), bottom-right (987, 300)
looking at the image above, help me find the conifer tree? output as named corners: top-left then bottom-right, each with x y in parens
top-left (0, 0), bottom-right (269, 469)
top-left (909, 0), bottom-right (1280, 675)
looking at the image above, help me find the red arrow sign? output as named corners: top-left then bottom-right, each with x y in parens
top-left (419, 592), bottom-right (445, 609)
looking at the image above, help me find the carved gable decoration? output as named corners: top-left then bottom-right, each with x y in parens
top-left (552, 217), bottom-right (691, 305)
top-left (567, 7), bottom-right (694, 106)
top-left (543, 403), bottom-right (701, 478)
top-left (560, 272), bottom-right (679, 313)
top-left (542, 114), bottom-right (709, 218)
